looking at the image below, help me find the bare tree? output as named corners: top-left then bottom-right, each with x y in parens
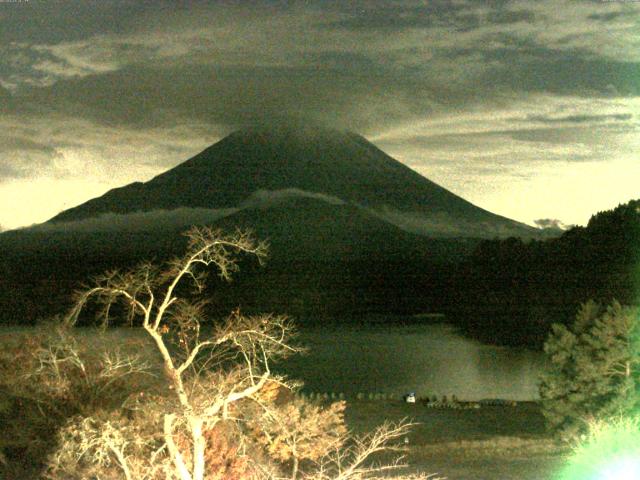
top-left (8, 226), bottom-right (444, 480)
top-left (64, 227), bottom-right (296, 480)
top-left (253, 396), bottom-right (348, 479)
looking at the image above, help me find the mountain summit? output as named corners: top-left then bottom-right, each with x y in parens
top-left (49, 125), bottom-right (536, 238)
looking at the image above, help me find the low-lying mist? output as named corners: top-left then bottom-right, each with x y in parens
top-left (24, 188), bottom-right (345, 233)
top-left (18, 185), bottom-right (528, 240)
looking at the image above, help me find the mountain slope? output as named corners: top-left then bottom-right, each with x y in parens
top-left (49, 125), bottom-right (537, 239)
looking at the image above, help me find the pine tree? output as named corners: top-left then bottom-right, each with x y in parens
top-left (539, 300), bottom-right (640, 440)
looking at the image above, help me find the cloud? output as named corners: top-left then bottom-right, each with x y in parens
top-left (323, 2), bottom-right (469, 31)
top-left (487, 9), bottom-right (536, 25)
top-left (0, 0), bottom-right (150, 45)
top-left (0, 135), bottom-right (63, 178)
top-left (28, 188), bottom-right (345, 232)
top-left (11, 46), bottom-right (636, 142)
top-left (31, 43), bottom-right (122, 78)
top-left (29, 207), bottom-right (238, 233)
top-left (587, 11), bottom-right (625, 22)
top-left (373, 93), bottom-right (638, 167)
top-left (2, 0), bottom-right (637, 128)
top-left (366, 205), bottom-right (537, 239)
top-left (526, 113), bottom-right (633, 124)
top-left (0, 114), bottom-right (222, 182)
top-left (533, 218), bottom-right (572, 231)
top-left (25, 185), bottom-right (533, 239)
top-left (242, 189), bottom-right (344, 209)
top-left (478, 50), bottom-right (640, 97)
top-left (6, 62), bottom-right (442, 135)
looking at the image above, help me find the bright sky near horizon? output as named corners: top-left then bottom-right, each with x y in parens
top-left (1, 0), bottom-right (639, 231)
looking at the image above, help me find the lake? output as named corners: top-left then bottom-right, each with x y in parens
top-left (0, 320), bottom-right (546, 401)
top-left (275, 322), bottom-right (546, 401)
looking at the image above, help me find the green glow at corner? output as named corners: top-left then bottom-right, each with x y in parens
top-left (558, 417), bottom-right (640, 480)
top-left (598, 458), bottom-right (640, 480)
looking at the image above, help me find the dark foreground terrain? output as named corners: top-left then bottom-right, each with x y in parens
top-left (0, 327), bottom-right (567, 479)
top-left (345, 400), bottom-right (568, 480)
top-left (0, 395), bottom-right (567, 480)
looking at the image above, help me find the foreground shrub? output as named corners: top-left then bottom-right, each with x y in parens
top-left (0, 325), bottom-right (157, 478)
top-left (558, 415), bottom-right (640, 480)
top-left (539, 300), bottom-right (640, 441)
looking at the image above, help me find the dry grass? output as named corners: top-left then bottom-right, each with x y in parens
top-left (413, 436), bottom-right (559, 459)
top-left (344, 400), bottom-right (570, 480)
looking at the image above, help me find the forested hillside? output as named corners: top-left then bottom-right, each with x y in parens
top-left (448, 199), bottom-right (640, 347)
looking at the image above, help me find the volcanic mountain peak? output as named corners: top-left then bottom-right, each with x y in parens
top-left (48, 125), bottom-right (537, 239)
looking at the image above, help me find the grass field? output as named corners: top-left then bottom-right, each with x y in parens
top-left (344, 400), bottom-right (568, 480)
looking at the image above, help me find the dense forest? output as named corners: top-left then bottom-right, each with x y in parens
top-left (447, 199), bottom-right (640, 347)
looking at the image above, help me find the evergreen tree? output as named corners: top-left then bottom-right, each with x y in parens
top-left (539, 300), bottom-right (640, 440)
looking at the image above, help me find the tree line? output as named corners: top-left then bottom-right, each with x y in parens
top-left (446, 199), bottom-right (640, 347)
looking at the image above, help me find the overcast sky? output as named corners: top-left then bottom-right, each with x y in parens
top-left (1, 0), bottom-right (638, 230)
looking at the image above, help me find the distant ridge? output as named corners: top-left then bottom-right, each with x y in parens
top-left (49, 124), bottom-right (537, 239)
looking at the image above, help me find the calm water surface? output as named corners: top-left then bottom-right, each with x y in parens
top-left (275, 323), bottom-right (546, 401)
